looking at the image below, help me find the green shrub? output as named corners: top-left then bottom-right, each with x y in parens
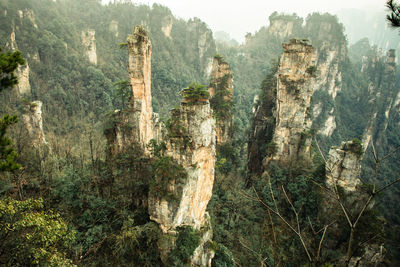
top-left (181, 82), bottom-right (210, 104)
top-left (169, 226), bottom-right (201, 266)
top-left (150, 156), bottom-right (188, 200)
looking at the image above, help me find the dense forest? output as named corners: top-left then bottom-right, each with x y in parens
top-left (1, 0), bottom-right (400, 266)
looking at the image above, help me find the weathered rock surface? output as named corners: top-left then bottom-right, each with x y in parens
top-left (268, 13), bottom-right (302, 40)
top-left (325, 141), bottom-right (362, 191)
top-left (269, 39), bottom-right (316, 164)
top-left (22, 101), bottom-right (47, 148)
top-left (81, 30), bottom-right (97, 65)
top-left (105, 26), bottom-right (216, 266)
top-left (105, 26), bottom-right (156, 154)
top-left (149, 100), bottom-right (216, 231)
top-left (127, 25), bottom-right (154, 150)
top-left (208, 56), bottom-right (233, 145)
top-left (15, 62), bottom-right (31, 95)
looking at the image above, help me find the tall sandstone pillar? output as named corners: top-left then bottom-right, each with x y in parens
top-left (269, 39), bottom-right (316, 164)
top-left (127, 25), bottom-right (154, 149)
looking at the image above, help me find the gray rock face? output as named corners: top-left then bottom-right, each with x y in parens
top-left (268, 39), bottom-right (317, 165)
top-left (325, 141), bottom-right (362, 191)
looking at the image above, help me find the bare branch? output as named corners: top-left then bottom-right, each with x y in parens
top-left (376, 177), bottom-right (400, 194)
top-left (371, 140), bottom-right (378, 162)
top-left (314, 136), bottom-right (328, 166)
top-left (380, 145), bottom-right (400, 162)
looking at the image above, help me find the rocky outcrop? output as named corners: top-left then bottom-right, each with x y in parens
top-left (325, 140), bottom-right (363, 191)
top-left (269, 39), bottom-right (316, 164)
top-left (186, 18), bottom-right (216, 77)
top-left (17, 9), bottom-right (38, 28)
top-left (149, 100), bottom-right (216, 231)
top-left (208, 56), bottom-right (233, 145)
top-left (105, 26), bottom-right (216, 266)
top-left (81, 30), bottom-right (97, 65)
top-left (127, 25), bottom-right (154, 149)
top-left (22, 101), bottom-right (47, 148)
top-left (268, 13), bottom-right (303, 40)
top-left (247, 39), bottom-right (316, 181)
top-left (148, 92), bottom-right (216, 265)
top-left (105, 26), bottom-right (155, 155)
top-left (15, 62), bottom-right (31, 95)
top-left (305, 14), bottom-right (347, 137)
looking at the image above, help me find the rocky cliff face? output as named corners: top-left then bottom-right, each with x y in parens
top-left (208, 56), bottom-right (233, 145)
top-left (105, 26), bottom-right (216, 266)
top-left (267, 13), bottom-right (303, 40)
top-left (15, 62), bottom-right (31, 95)
top-left (187, 18), bottom-right (216, 77)
top-left (81, 30), bottom-right (97, 65)
top-left (127, 25), bottom-right (155, 150)
top-left (325, 141), bottom-right (362, 191)
top-left (22, 101), bottom-right (47, 148)
top-left (17, 9), bottom-right (38, 28)
top-left (247, 39), bottom-right (316, 180)
top-left (105, 26), bottom-right (156, 155)
top-left (306, 16), bottom-right (347, 137)
top-left (269, 39), bottom-right (316, 164)
top-left (324, 140), bottom-right (385, 266)
top-left (149, 100), bottom-right (216, 232)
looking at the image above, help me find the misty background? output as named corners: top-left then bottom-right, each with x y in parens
top-left (101, 0), bottom-right (398, 49)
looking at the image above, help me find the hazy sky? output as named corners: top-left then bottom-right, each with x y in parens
top-left (101, 0), bottom-right (386, 42)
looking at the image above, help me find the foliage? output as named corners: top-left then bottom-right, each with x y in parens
top-left (347, 138), bottom-right (363, 156)
top-left (181, 82), bottom-right (210, 104)
top-left (114, 220), bottom-right (162, 266)
top-left (169, 226), bottom-right (201, 266)
top-left (212, 243), bottom-right (235, 267)
top-left (0, 197), bottom-right (75, 266)
top-left (386, 0), bottom-right (400, 28)
top-left (150, 156), bottom-right (188, 200)
top-left (210, 74), bottom-right (233, 120)
top-left (216, 143), bottom-right (240, 174)
top-left (306, 66), bottom-right (317, 77)
top-left (112, 80), bottom-right (131, 109)
top-left (0, 115), bottom-right (21, 172)
top-left (0, 47), bottom-right (26, 92)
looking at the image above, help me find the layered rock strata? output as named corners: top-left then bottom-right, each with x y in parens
top-left (269, 39), bottom-right (316, 164)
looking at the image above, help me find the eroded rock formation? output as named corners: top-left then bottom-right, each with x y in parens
top-left (268, 13), bottom-right (303, 40)
top-left (247, 39), bottom-right (316, 181)
top-left (105, 26), bottom-right (216, 266)
top-left (269, 39), bottom-right (316, 164)
top-left (208, 56), bottom-right (233, 145)
top-left (325, 141), bottom-right (362, 191)
top-left (22, 101), bottom-right (47, 148)
top-left (81, 30), bottom-right (97, 65)
top-left (105, 26), bottom-right (155, 154)
top-left (127, 25), bottom-right (154, 149)
top-left (15, 62), bottom-right (31, 95)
